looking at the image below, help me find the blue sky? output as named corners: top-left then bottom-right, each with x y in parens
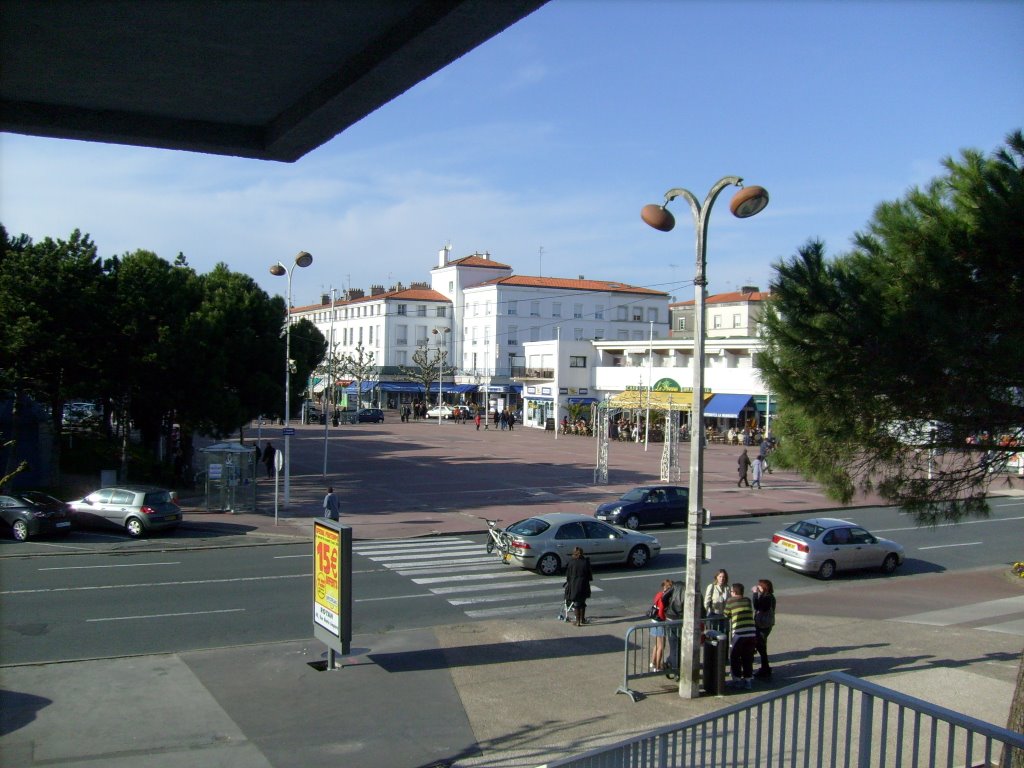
top-left (2, 1), bottom-right (1021, 305)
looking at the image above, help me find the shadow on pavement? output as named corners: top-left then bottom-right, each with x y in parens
top-left (0, 688), bottom-right (52, 736)
top-left (370, 634), bottom-right (623, 673)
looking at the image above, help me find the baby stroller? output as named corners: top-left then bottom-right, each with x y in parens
top-left (558, 598), bottom-right (579, 623)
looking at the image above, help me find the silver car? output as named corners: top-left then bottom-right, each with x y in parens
top-left (767, 517), bottom-right (904, 580)
top-left (69, 486), bottom-right (182, 538)
top-left (493, 512), bottom-right (661, 576)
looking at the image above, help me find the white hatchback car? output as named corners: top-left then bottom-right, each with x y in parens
top-left (767, 517), bottom-right (904, 580)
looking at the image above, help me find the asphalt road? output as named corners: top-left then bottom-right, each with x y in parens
top-left (3, 501), bottom-right (1022, 666)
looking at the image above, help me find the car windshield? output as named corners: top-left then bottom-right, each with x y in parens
top-left (506, 518), bottom-right (551, 537)
top-left (620, 489), bottom-right (647, 502)
top-left (786, 520), bottom-right (825, 540)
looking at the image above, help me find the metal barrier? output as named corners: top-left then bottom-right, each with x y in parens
top-left (543, 670), bottom-right (1024, 768)
top-left (617, 617), bottom-right (729, 703)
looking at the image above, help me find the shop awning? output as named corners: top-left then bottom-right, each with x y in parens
top-left (606, 390), bottom-right (709, 411)
top-left (704, 393), bottom-right (754, 418)
top-left (753, 395), bottom-right (779, 415)
top-left (567, 397), bottom-right (598, 405)
top-left (449, 384), bottom-right (479, 394)
top-left (377, 381), bottom-right (425, 393)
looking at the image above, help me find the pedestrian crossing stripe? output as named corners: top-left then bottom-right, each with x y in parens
top-left (353, 536), bottom-right (616, 619)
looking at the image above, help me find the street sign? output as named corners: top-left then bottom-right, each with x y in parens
top-left (282, 427), bottom-right (296, 436)
top-left (274, 450), bottom-right (283, 472)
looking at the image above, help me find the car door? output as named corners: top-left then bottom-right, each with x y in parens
top-left (642, 489), bottom-right (669, 525)
top-left (552, 521), bottom-right (587, 562)
top-left (847, 527), bottom-right (880, 568)
top-left (582, 519), bottom-right (624, 562)
top-left (821, 527), bottom-right (859, 571)
top-left (665, 487), bottom-right (688, 525)
top-left (103, 489), bottom-right (137, 526)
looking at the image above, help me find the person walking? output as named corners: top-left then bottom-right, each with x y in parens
top-left (507, 410), bottom-right (515, 430)
top-left (704, 569), bottom-right (730, 618)
top-left (752, 579), bottom-right (776, 679)
top-left (648, 579), bottom-right (674, 672)
top-left (322, 486), bottom-right (340, 521)
top-left (737, 449), bottom-right (751, 487)
top-left (475, 412), bottom-right (481, 431)
top-left (261, 442), bottom-right (277, 478)
top-left (723, 583), bottom-right (758, 689)
top-left (563, 546), bottom-right (593, 626)
top-left (752, 454), bottom-right (763, 489)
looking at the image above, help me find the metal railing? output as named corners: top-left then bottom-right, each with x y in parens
top-left (540, 671), bottom-right (1024, 768)
top-left (617, 618), bottom-right (728, 703)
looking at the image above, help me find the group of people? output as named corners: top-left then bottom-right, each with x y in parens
top-left (648, 568), bottom-right (776, 689)
top-left (737, 437), bottom-right (775, 489)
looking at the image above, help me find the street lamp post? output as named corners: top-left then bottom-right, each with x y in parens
top-left (270, 251), bottom-right (313, 508)
top-left (432, 327), bottom-right (450, 425)
top-left (642, 178), bottom-right (768, 699)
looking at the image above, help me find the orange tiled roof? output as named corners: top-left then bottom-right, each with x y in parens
top-left (438, 254), bottom-right (513, 270)
top-left (291, 287), bottom-right (450, 313)
top-left (477, 275), bottom-right (667, 296)
top-left (669, 290), bottom-right (769, 308)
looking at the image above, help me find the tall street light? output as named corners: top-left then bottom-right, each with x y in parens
top-left (432, 326), bottom-right (450, 425)
top-left (270, 250), bottom-right (313, 508)
top-left (642, 178), bottom-right (769, 698)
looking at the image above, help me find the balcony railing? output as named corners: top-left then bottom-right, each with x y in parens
top-left (540, 670), bottom-right (1024, 768)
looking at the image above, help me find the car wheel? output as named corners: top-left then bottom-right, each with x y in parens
top-left (125, 518), bottom-right (145, 538)
top-left (624, 514), bottom-right (640, 530)
top-left (817, 559), bottom-right (836, 580)
top-left (881, 553), bottom-right (900, 574)
top-left (486, 538), bottom-right (495, 554)
top-left (627, 545), bottom-right (650, 568)
top-left (12, 519), bottom-right (29, 542)
top-left (536, 553), bottom-right (561, 576)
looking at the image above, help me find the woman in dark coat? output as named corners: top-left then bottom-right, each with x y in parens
top-left (564, 546), bottom-right (593, 626)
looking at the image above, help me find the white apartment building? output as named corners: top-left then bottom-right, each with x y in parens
top-left (290, 248), bottom-right (670, 411)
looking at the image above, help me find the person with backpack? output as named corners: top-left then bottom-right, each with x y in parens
top-left (661, 579), bottom-right (686, 678)
top-left (647, 579), bottom-right (674, 672)
top-left (752, 578), bottom-right (776, 679)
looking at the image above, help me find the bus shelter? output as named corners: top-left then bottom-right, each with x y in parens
top-left (197, 442), bottom-right (258, 513)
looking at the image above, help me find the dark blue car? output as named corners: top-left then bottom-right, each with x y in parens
top-left (594, 485), bottom-right (689, 530)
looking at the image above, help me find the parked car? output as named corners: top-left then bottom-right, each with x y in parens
top-left (68, 486), bottom-right (182, 538)
top-left (594, 485), bottom-right (689, 529)
top-left (426, 404), bottom-right (455, 419)
top-left (493, 512), bottom-right (661, 575)
top-left (355, 408), bottom-right (385, 423)
top-left (0, 492), bottom-right (73, 541)
top-left (767, 517), bottom-right (904, 580)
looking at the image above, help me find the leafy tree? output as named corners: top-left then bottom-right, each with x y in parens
top-left (0, 227), bottom-right (110, 482)
top-left (399, 345), bottom-right (456, 405)
top-left (188, 264), bottom-right (289, 438)
top-left (102, 250), bottom-right (200, 453)
top-left (336, 343), bottom-right (378, 408)
top-left (758, 131), bottom-right (1024, 523)
top-left (285, 317), bottom-right (327, 417)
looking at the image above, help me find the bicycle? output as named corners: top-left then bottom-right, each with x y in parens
top-left (484, 518), bottom-right (511, 557)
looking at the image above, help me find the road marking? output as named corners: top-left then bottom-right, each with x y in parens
top-left (977, 618), bottom-right (1024, 635)
top-left (896, 595), bottom-right (1024, 626)
top-left (411, 571), bottom-right (534, 585)
top-left (1, 573), bottom-right (309, 595)
top-left (428, 579), bottom-right (549, 595)
top-left (917, 542), bottom-right (982, 550)
top-left (449, 587), bottom-right (603, 606)
top-left (87, 608), bottom-right (245, 622)
top-left (38, 562), bottom-right (181, 571)
top-left (465, 595), bottom-right (619, 619)
top-left (874, 514), bottom-right (1024, 535)
top-left (275, 553), bottom-right (311, 559)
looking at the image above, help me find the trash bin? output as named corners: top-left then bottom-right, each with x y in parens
top-left (702, 630), bottom-right (727, 695)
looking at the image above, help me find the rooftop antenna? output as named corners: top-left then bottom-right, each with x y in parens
top-left (539, 246), bottom-right (544, 277)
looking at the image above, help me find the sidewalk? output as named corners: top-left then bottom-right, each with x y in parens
top-left (3, 423), bottom-right (1022, 767)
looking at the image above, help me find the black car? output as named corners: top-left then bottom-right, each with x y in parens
top-left (355, 408), bottom-right (384, 423)
top-left (0, 492), bottom-right (73, 541)
top-left (594, 485), bottom-right (689, 529)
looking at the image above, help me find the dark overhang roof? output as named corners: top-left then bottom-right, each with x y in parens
top-left (0, 0), bottom-right (547, 162)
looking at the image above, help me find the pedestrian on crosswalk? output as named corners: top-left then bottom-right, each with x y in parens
top-left (323, 486), bottom-right (340, 521)
top-left (564, 546), bottom-right (593, 626)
